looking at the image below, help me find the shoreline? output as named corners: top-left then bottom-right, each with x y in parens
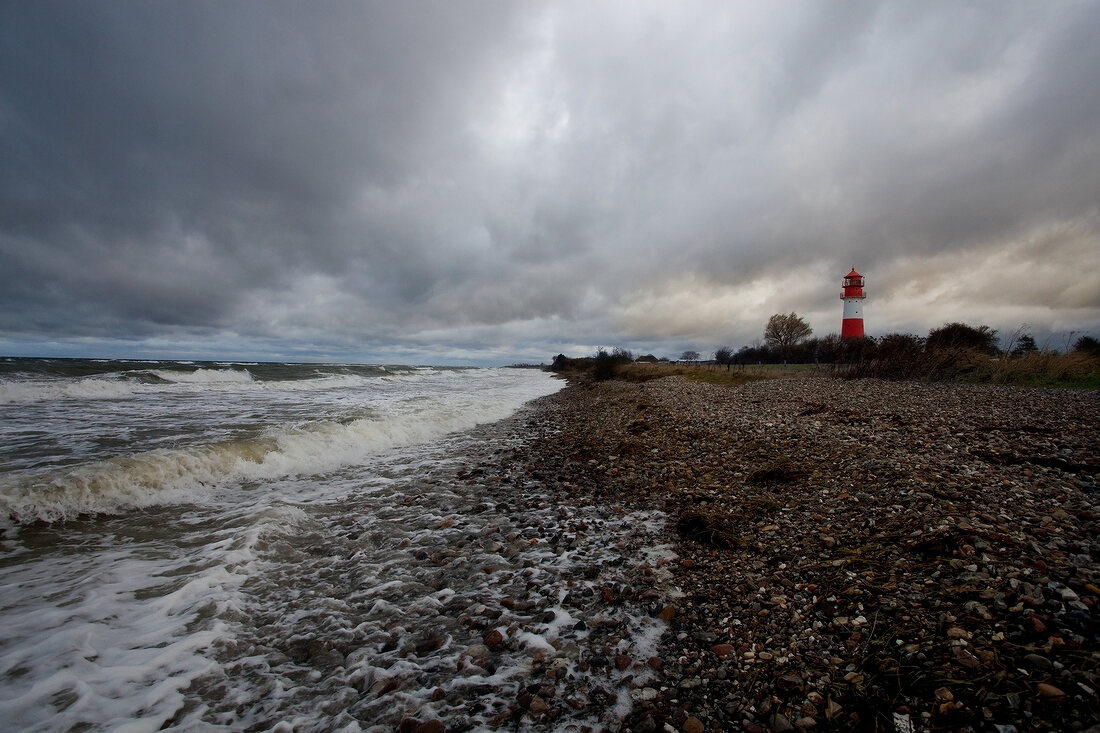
top-left (514, 374), bottom-right (1099, 732)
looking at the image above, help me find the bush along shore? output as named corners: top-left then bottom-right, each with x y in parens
top-left (513, 374), bottom-right (1098, 732)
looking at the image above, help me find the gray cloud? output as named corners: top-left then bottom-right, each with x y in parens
top-left (2, 0), bottom-right (1098, 363)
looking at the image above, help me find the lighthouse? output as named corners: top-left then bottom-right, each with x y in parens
top-left (840, 267), bottom-right (866, 339)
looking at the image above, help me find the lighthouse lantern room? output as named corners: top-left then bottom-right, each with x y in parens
top-left (840, 267), bottom-right (866, 339)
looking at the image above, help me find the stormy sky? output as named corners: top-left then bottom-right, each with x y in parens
top-left (2, 1), bottom-right (1099, 364)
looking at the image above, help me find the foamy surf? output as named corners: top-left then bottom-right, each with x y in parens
top-left (0, 366), bottom-right (562, 523)
top-left (0, 361), bottom-right (679, 731)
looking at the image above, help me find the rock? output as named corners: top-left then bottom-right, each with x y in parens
top-left (1023, 653), bottom-right (1053, 671)
top-left (777, 673), bottom-right (804, 693)
top-left (482, 629), bottom-right (504, 650)
top-left (771, 713), bottom-right (794, 732)
top-left (711, 643), bottom-right (735, 658)
top-left (683, 717), bottom-right (704, 733)
top-left (934, 687), bottom-right (954, 702)
top-left (1037, 682), bottom-right (1066, 700)
top-left (794, 717), bottom-right (817, 729)
top-left (416, 722), bottom-right (445, 733)
top-left (614, 654), bottom-right (632, 671)
top-left (657, 604), bottom-right (676, 622)
top-left (529, 695), bottom-right (549, 714)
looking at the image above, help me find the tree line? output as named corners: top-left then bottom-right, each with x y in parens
top-left (709, 315), bottom-right (1100, 368)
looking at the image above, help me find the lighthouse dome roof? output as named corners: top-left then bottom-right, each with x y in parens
top-left (845, 267), bottom-right (863, 279)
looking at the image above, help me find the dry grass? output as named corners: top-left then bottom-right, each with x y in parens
top-left (838, 349), bottom-right (1100, 389)
top-left (969, 351), bottom-right (1100, 388)
top-left (614, 362), bottom-right (812, 385)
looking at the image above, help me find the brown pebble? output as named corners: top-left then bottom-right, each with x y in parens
top-left (683, 717), bottom-right (704, 733)
top-left (483, 629), bottom-right (504, 650)
top-left (711, 643), bottom-right (735, 658)
top-left (529, 695), bottom-right (549, 714)
top-left (656, 604), bottom-right (676, 622)
top-left (1037, 682), bottom-right (1066, 700)
top-left (416, 722), bottom-right (445, 733)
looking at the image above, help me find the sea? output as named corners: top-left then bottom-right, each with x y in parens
top-left (0, 358), bottom-right (674, 732)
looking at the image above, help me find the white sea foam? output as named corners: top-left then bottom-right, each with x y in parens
top-left (1, 366), bottom-right (644, 730)
top-left (0, 369), bottom-right (436, 404)
top-left (0, 503), bottom-right (317, 732)
top-left (0, 369), bottom-right (562, 523)
top-left (150, 368), bottom-right (254, 384)
top-left (0, 376), bottom-right (142, 403)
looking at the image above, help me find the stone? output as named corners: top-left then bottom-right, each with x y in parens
top-left (777, 673), bottom-right (804, 692)
top-left (657, 604), bottom-right (676, 622)
top-left (416, 722), bottom-right (445, 733)
top-left (482, 630), bottom-right (505, 650)
top-left (1037, 683), bottom-right (1065, 700)
top-left (683, 717), bottom-right (704, 733)
top-left (529, 696), bottom-right (549, 714)
top-left (711, 643), bottom-right (735, 658)
top-left (1023, 653), bottom-right (1053, 671)
top-left (771, 713), bottom-right (794, 732)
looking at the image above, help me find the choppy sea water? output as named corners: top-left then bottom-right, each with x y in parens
top-left (0, 359), bottom-right (673, 731)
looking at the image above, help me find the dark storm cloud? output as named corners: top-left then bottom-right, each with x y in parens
top-left (1, 1), bottom-right (528, 331)
top-left (1, 0), bottom-right (1098, 362)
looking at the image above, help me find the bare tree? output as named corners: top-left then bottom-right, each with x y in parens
top-left (713, 346), bottom-right (733, 371)
top-left (680, 350), bottom-right (700, 362)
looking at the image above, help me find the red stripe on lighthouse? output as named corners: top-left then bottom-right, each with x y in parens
top-left (840, 267), bottom-right (866, 339)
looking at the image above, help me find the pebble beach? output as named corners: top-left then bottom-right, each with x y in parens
top-left (477, 373), bottom-right (1099, 732)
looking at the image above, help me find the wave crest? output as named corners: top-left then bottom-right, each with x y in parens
top-left (1, 399), bottom-right (530, 524)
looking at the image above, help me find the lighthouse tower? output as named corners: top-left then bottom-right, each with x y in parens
top-left (840, 267), bottom-right (866, 339)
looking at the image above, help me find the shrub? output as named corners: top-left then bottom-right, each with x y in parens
top-left (1074, 335), bottom-right (1100, 358)
top-left (592, 347), bottom-right (633, 381)
top-left (926, 322), bottom-right (998, 354)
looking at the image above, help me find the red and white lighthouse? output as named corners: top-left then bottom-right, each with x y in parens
top-left (840, 267), bottom-right (866, 339)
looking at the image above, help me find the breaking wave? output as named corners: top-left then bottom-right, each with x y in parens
top-left (0, 370), bottom-right (394, 404)
top-left (0, 395), bottom-right (543, 524)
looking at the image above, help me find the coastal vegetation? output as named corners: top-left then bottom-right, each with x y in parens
top-left (550, 321), bottom-right (1100, 389)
